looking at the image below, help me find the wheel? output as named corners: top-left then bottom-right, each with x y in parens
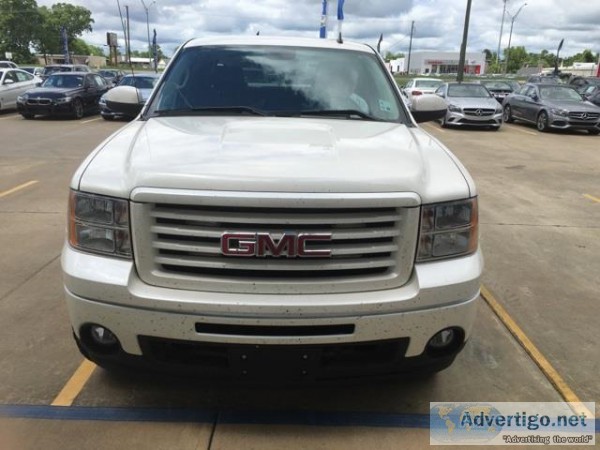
top-left (536, 111), bottom-right (549, 132)
top-left (72, 98), bottom-right (84, 119)
top-left (440, 114), bottom-right (448, 128)
top-left (21, 113), bottom-right (34, 120)
top-left (588, 129), bottom-right (600, 135)
top-left (503, 104), bottom-right (514, 123)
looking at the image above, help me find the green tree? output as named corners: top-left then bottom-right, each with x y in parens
top-left (70, 38), bottom-right (105, 57)
top-left (384, 51), bottom-right (405, 61)
top-left (33, 3), bottom-right (94, 57)
top-left (504, 46), bottom-right (528, 73)
top-left (0, 0), bottom-right (39, 63)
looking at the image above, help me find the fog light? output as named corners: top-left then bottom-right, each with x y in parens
top-left (428, 329), bottom-right (455, 349)
top-left (90, 325), bottom-right (118, 346)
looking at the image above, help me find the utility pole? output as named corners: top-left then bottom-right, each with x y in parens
top-left (457, 0), bottom-right (473, 82)
top-left (141, 0), bottom-right (155, 64)
top-left (126, 5), bottom-right (131, 65)
top-left (496, 0), bottom-right (508, 71)
top-left (406, 21), bottom-right (414, 75)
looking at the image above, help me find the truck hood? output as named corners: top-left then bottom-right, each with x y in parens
top-left (76, 116), bottom-right (472, 203)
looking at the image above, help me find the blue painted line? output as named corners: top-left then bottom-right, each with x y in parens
top-left (1, 405), bottom-right (598, 431)
top-left (0, 404), bottom-right (429, 428)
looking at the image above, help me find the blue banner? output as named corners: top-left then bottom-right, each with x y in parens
top-left (337, 0), bottom-right (344, 20)
top-left (319, 0), bottom-right (328, 38)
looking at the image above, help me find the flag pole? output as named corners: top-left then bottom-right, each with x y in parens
top-left (319, 0), bottom-right (328, 38)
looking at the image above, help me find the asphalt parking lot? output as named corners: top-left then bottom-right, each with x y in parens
top-left (0, 110), bottom-right (598, 449)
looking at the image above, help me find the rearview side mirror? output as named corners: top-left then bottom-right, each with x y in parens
top-left (410, 95), bottom-right (447, 123)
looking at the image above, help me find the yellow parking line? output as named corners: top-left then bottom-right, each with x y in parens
top-left (504, 124), bottom-right (537, 136)
top-left (81, 117), bottom-right (101, 124)
top-left (583, 194), bottom-right (600, 203)
top-left (0, 180), bottom-right (38, 198)
top-left (481, 285), bottom-right (594, 419)
top-left (51, 359), bottom-right (96, 406)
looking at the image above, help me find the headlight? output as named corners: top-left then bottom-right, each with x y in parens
top-left (448, 104), bottom-right (462, 113)
top-left (417, 197), bottom-right (478, 261)
top-left (17, 95), bottom-right (27, 103)
top-left (495, 104), bottom-right (503, 113)
top-left (99, 96), bottom-right (106, 106)
top-left (550, 108), bottom-right (568, 117)
top-left (68, 191), bottom-right (131, 258)
top-left (55, 96), bottom-right (72, 104)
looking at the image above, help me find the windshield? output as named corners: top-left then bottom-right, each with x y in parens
top-left (42, 74), bottom-right (84, 88)
top-left (99, 70), bottom-right (117, 78)
top-left (481, 81), bottom-right (512, 90)
top-left (414, 79), bottom-right (442, 88)
top-left (119, 76), bottom-right (158, 89)
top-left (539, 86), bottom-right (583, 101)
top-left (447, 84), bottom-right (491, 98)
top-left (147, 45), bottom-right (404, 122)
top-left (43, 66), bottom-right (72, 76)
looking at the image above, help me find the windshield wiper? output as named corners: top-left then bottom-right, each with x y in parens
top-left (294, 109), bottom-right (383, 121)
top-left (152, 106), bottom-right (268, 117)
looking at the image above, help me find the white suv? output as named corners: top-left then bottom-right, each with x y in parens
top-left (62, 36), bottom-right (482, 381)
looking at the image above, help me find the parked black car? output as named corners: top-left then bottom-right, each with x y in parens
top-left (569, 76), bottom-right (600, 94)
top-left (16, 72), bottom-right (109, 119)
top-left (97, 69), bottom-right (126, 87)
top-left (582, 85), bottom-right (600, 107)
top-left (526, 75), bottom-right (563, 84)
top-left (502, 83), bottom-right (600, 134)
top-left (477, 80), bottom-right (516, 103)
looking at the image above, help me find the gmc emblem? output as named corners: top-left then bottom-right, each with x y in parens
top-left (221, 232), bottom-right (332, 258)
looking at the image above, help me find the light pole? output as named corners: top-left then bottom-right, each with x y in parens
top-left (141, 0), bottom-right (156, 65)
top-left (496, 0), bottom-right (508, 71)
top-left (503, 3), bottom-right (526, 75)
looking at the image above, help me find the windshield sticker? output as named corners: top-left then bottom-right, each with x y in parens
top-left (378, 99), bottom-right (392, 112)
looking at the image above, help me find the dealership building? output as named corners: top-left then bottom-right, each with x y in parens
top-left (390, 51), bottom-right (487, 76)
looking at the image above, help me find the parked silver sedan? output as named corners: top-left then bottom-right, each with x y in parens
top-left (0, 68), bottom-right (41, 111)
top-left (434, 82), bottom-right (503, 130)
top-left (502, 83), bottom-right (600, 135)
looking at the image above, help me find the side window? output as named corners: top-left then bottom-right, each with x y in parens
top-left (4, 70), bottom-right (18, 83)
top-left (15, 71), bottom-right (33, 82)
top-left (93, 75), bottom-right (106, 88)
top-left (435, 85), bottom-right (444, 95)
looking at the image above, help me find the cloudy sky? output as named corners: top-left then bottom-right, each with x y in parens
top-left (37, 0), bottom-right (600, 58)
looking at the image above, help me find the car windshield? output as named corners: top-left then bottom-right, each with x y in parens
top-left (447, 84), bottom-right (491, 98)
top-left (43, 66), bottom-right (72, 76)
top-left (481, 81), bottom-right (512, 90)
top-left (147, 45), bottom-right (404, 122)
top-left (414, 79), bottom-right (442, 88)
top-left (42, 74), bottom-right (84, 88)
top-left (539, 86), bottom-right (582, 101)
top-left (120, 76), bottom-right (157, 89)
top-left (99, 70), bottom-right (117, 78)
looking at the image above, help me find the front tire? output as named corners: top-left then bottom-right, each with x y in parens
top-left (503, 104), bottom-right (514, 123)
top-left (72, 98), bottom-right (84, 120)
top-left (537, 111), bottom-right (549, 132)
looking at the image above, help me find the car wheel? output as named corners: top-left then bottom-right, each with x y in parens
top-left (536, 111), bottom-right (549, 132)
top-left (503, 105), bottom-right (514, 123)
top-left (588, 129), bottom-right (600, 135)
top-left (72, 98), bottom-right (84, 120)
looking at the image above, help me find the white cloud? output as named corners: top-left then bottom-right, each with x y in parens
top-left (35, 0), bottom-right (600, 58)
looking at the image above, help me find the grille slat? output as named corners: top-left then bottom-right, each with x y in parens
top-left (151, 224), bottom-right (401, 240)
top-left (155, 255), bottom-right (396, 271)
top-left (153, 239), bottom-right (397, 256)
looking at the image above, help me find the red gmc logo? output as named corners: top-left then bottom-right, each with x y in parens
top-left (221, 232), bottom-right (332, 258)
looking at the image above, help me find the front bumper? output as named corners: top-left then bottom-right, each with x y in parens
top-left (17, 101), bottom-right (75, 117)
top-left (445, 110), bottom-right (503, 127)
top-left (548, 114), bottom-right (600, 131)
top-left (62, 245), bottom-right (483, 377)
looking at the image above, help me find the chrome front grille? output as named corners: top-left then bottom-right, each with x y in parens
top-left (131, 190), bottom-right (420, 294)
top-left (568, 111), bottom-right (600, 121)
top-left (463, 108), bottom-right (496, 117)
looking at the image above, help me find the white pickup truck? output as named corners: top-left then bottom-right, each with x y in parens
top-left (62, 36), bottom-right (482, 381)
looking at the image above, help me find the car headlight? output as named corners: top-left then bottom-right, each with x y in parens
top-left (99, 96), bottom-right (107, 106)
top-left (550, 108), bottom-right (568, 117)
top-left (55, 96), bottom-right (72, 104)
top-left (68, 191), bottom-right (131, 258)
top-left (417, 197), bottom-right (478, 261)
top-left (17, 95), bottom-right (27, 103)
top-left (495, 104), bottom-right (503, 113)
top-left (448, 104), bottom-right (462, 113)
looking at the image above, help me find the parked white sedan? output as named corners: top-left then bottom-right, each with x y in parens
top-left (403, 77), bottom-right (443, 103)
top-left (0, 69), bottom-right (41, 111)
